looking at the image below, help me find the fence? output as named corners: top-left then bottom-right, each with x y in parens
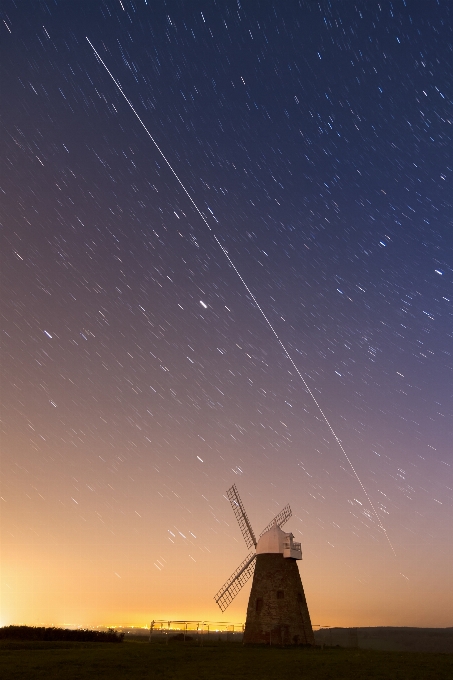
top-left (149, 620), bottom-right (244, 644)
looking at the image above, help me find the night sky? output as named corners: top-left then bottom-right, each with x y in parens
top-left (1, 0), bottom-right (452, 629)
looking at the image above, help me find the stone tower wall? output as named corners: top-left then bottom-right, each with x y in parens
top-left (243, 553), bottom-right (315, 646)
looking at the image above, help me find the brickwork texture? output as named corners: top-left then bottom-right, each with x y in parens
top-left (243, 553), bottom-right (315, 646)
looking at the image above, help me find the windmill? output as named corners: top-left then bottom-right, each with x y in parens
top-left (214, 484), bottom-right (315, 646)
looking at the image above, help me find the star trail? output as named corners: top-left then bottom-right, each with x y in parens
top-left (1, 0), bottom-right (452, 628)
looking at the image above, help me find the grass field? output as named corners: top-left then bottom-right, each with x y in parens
top-left (1, 638), bottom-right (452, 680)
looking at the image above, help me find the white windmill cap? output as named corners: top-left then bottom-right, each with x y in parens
top-left (255, 522), bottom-right (290, 555)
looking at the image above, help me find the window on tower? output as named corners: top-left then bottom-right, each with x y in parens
top-left (255, 597), bottom-right (263, 613)
top-left (277, 590), bottom-right (284, 600)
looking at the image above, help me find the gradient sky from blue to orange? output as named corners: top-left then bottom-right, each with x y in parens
top-left (1, 0), bottom-right (452, 629)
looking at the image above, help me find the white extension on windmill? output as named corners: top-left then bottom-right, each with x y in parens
top-left (214, 484), bottom-right (314, 645)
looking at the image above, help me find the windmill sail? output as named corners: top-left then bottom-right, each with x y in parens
top-left (259, 504), bottom-right (292, 537)
top-left (214, 551), bottom-right (256, 612)
top-left (226, 484), bottom-right (257, 549)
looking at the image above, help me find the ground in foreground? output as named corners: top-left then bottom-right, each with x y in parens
top-left (0, 639), bottom-right (452, 680)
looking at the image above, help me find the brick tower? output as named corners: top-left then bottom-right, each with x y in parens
top-left (214, 485), bottom-right (315, 646)
top-left (243, 524), bottom-right (314, 645)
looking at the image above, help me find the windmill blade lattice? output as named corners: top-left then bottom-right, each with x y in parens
top-left (259, 504), bottom-right (292, 537)
top-left (226, 484), bottom-right (257, 549)
top-left (214, 551), bottom-right (256, 612)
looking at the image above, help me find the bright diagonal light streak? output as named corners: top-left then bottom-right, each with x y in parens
top-left (86, 37), bottom-right (396, 556)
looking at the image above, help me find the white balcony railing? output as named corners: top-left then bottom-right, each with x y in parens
top-left (283, 541), bottom-right (302, 560)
